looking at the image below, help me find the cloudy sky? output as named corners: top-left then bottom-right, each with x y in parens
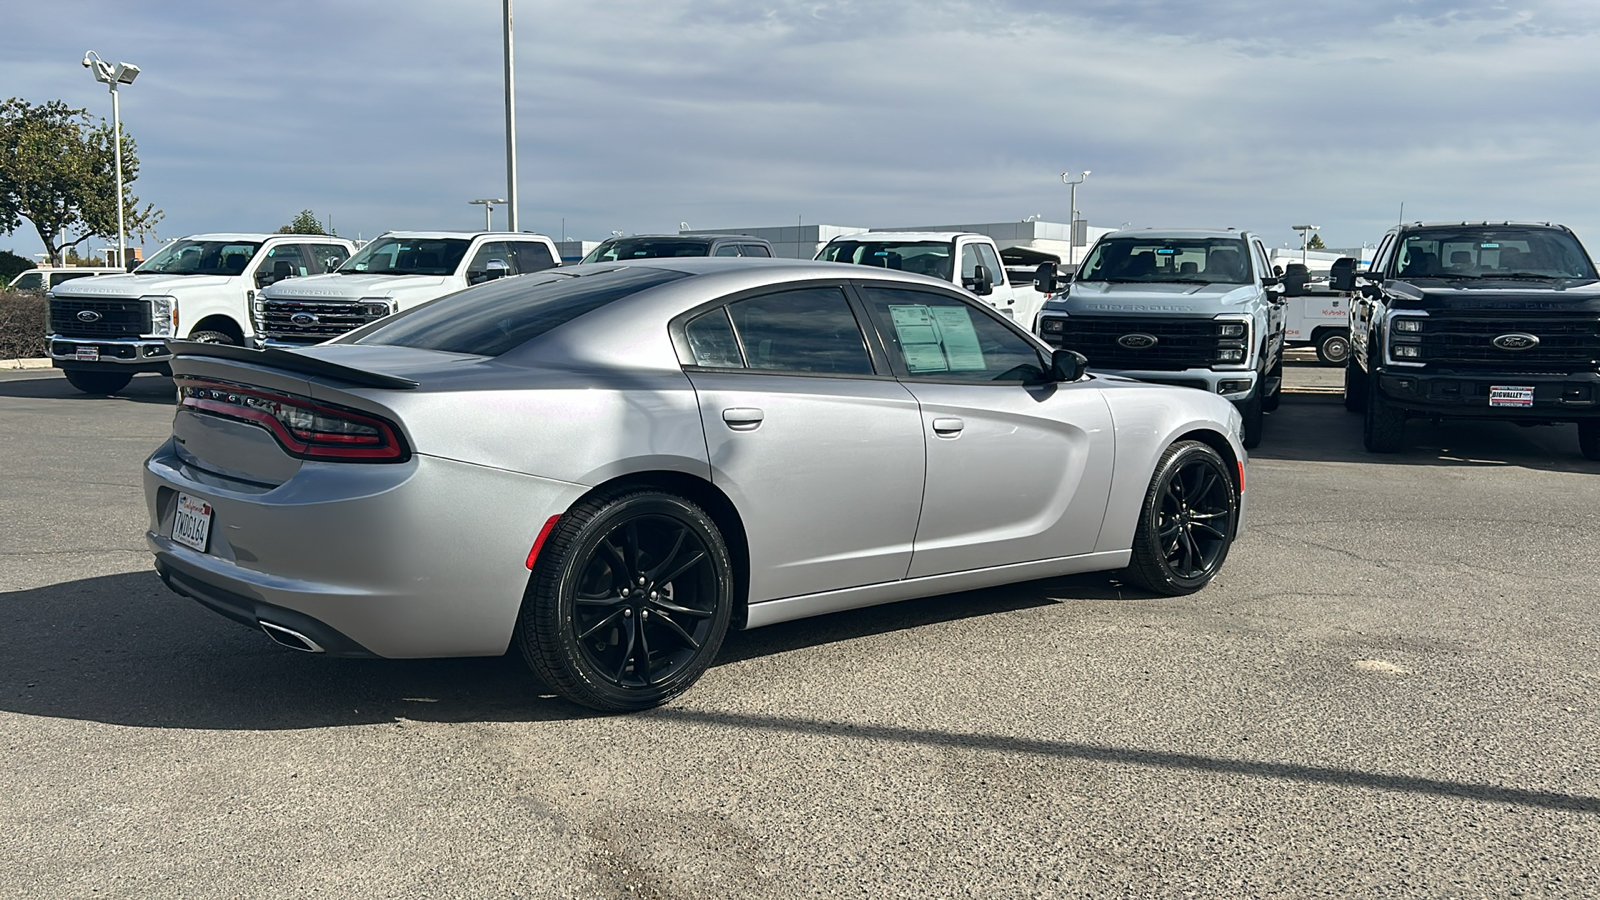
top-left (6, 0), bottom-right (1600, 260)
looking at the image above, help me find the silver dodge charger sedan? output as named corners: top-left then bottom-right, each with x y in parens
top-left (144, 258), bottom-right (1246, 711)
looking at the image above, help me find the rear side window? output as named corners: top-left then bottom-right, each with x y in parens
top-left (721, 287), bottom-right (875, 375)
top-left (713, 244), bottom-right (741, 257)
top-left (352, 267), bottom-right (687, 356)
top-left (739, 244), bottom-right (772, 258)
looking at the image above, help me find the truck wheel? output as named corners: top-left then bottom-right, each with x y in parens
top-left (63, 370), bottom-right (133, 395)
top-left (1237, 387), bottom-right (1264, 449)
top-left (1261, 353), bottom-right (1283, 413)
top-left (1343, 359), bottom-right (1367, 413)
top-left (1122, 440), bottom-right (1238, 596)
top-left (1579, 421), bottom-right (1600, 461)
top-left (1315, 330), bottom-right (1350, 366)
top-left (1362, 375), bottom-right (1406, 453)
top-left (188, 330), bottom-right (235, 345)
top-left (517, 488), bottom-right (734, 712)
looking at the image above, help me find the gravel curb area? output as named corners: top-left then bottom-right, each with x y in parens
top-left (1, 358), bottom-right (51, 370)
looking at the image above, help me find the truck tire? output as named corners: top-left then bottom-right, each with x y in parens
top-left (1237, 387), bottom-right (1264, 450)
top-left (1343, 359), bottom-right (1367, 413)
top-left (1261, 353), bottom-right (1283, 413)
top-left (188, 330), bottom-right (235, 345)
top-left (1579, 421), bottom-right (1600, 461)
top-left (1315, 330), bottom-right (1350, 366)
top-left (63, 370), bottom-right (134, 395)
top-left (1362, 374), bottom-right (1406, 453)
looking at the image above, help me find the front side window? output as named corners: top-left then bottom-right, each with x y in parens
top-left (339, 236), bottom-right (471, 276)
top-left (263, 243), bottom-right (309, 278)
top-left (467, 241), bottom-right (514, 284)
top-left (861, 286), bottom-right (1047, 383)
top-left (12, 272), bottom-right (44, 291)
top-left (137, 240), bottom-right (263, 276)
top-left (350, 267), bottom-right (687, 357)
top-left (723, 287), bottom-right (875, 375)
top-left (311, 243), bottom-right (351, 272)
top-left (511, 241), bottom-right (557, 273)
top-left (1393, 228), bottom-right (1597, 279)
top-left (1075, 237), bottom-right (1252, 285)
top-left (817, 239), bottom-right (955, 281)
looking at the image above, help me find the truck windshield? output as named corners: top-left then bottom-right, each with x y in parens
top-left (339, 237), bottom-right (471, 276)
top-left (1076, 237), bottom-right (1253, 285)
top-left (1393, 228), bottom-right (1598, 280)
top-left (816, 240), bottom-right (954, 280)
top-left (581, 238), bottom-right (714, 262)
top-left (136, 240), bottom-right (263, 276)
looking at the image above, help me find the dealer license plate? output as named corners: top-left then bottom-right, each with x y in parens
top-left (172, 492), bottom-right (213, 552)
top-left (74, 345), bottom-right (100, 361)
top-left (1489, 385), bottom-right (1535, 408)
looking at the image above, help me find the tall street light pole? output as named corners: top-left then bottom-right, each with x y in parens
top-left (1292, 224), bottom-right (1319, 266)
top-left (1061, 170), bottom-right (1089, 268)
top-left (470, 199), bottom-right (506, 231)
top-left (82, 51), bottom-right (139, 269)
top-left (502, 0), bottom-right (519, 232)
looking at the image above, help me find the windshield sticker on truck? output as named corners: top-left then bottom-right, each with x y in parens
top-left (888, 304), bottom-right (987, 373)
top-left (1480, 243), bottom-right (1500, 249)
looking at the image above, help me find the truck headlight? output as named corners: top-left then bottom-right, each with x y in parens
top-left (1040, 317), bottom-right (1066, 334)
top-left (143, 295), bottom-right (176, 337)
top-left (1213, 315), bottom-right (1253, 368)
top-left (359, 297), bottom-right (398, 320)
top-left (1393, 318), bottom-right (1423, 333)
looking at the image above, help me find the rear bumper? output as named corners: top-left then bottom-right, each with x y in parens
top-left (143, 440), bottom-right (588, 658)
top-left (48, 334), bottom-right (172, 371)
top-left (1376, 369), bottom-right (1600, 421)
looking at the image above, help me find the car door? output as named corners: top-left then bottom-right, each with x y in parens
top-left (677, 284), bottom-right (927, 602)
top-left (856, 283), bottom-right (1115, 578)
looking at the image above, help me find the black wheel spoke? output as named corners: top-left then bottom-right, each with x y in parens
top-left (622, 521), bottom-right (641, 574)
top-left (654, 613), bottom-right (701, 650)
top-left (650, 597), bottom-right (712, 618)
top-left (1192, 467), bottom-right (1215, 500)
top-left (656, 550), bottom-right (707, 587)
top-left (634, 619), bottom-right (654, 685)
top-left (613, 617), bottom-right (636, 682)
top-left (646, 525), bottom-right (689, 581)
top-left (1189, 509), bottom-right (1230, 521)
top-left (1191, 521), bottom-right (1229, 540)
top-left (1180, 526), bottom-right (1200, 575)
top-left (579, 609), bottom-right (624, 641)
top-left (597, 539), bottom-right (630, 586)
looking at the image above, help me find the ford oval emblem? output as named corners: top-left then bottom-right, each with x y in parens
top-left (76, 310), bottom-right (103, 323)
top-left (1491, 332), bottom-right (1539, 351)
top-left (290, 312), bottom-right (319, 327)
top-left (1117, 333), bottom-right (1159, 349)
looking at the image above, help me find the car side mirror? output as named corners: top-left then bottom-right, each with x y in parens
top-left (1050, 349), bottom-right (1088, 382)
top-left (964, 263), bottom-right (994, 296)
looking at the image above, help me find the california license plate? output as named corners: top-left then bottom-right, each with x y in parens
top-left (172, 492), bottom-right (213, 552)
top-left (1489, 386), bottom-right (1535, 408)
top-left (75, 345), bottom-right (100, 361)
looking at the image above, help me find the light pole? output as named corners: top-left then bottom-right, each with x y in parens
top-left (1291, 225), bottom-right (1319, 266)
top-left (1061, 170), bottom-right (1089, 268)
top-left (502, 0), bottom-right (518, 232)
top-left (470, 198), bottom-right (506, 231)
top-left (82, 51), bottom-right (139, 269)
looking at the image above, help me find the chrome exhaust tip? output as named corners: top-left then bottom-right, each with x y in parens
top-left (259, 620), bottom-right (325, 653)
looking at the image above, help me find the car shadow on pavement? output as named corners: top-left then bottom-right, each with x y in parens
top-left (0, 371), bottom-right (174, 404)
top-left (0, 570), bottom-right (1126, 731)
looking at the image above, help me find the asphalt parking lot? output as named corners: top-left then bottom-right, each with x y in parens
top-left (2, 359), bottom-right (1597, 899)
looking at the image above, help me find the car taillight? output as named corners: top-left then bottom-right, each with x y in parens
top-left (175, 377), bottom-right (410, 462)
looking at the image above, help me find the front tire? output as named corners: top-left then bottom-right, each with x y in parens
top-left (1123, 440), bottom-right (1239, 596)
top-left (1237, 387), bottom-right (1264, 449)
top-left (1343, 359), bottom-right (1368, 412)
top-left (1316, 330), bottom-right (1350, 366)
top-left (1578, 420), bottom-right (1600, 461)
top-left (1362, 374), bottom-right (1407, 452)
top-left (63, 370), bottom-right (133, 395)
top-left (187, 330), bottom-right (235, 345)
top-left (1261, 352), bottom-right (1283, 413)
top-left (517, 488), bottom-right (734, 712)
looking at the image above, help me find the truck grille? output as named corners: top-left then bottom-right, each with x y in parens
top-left (259, 299), bottom-right (389, 343)
top-left (1420, 317), bottom-right (1600, 371)
top-left (49, 298), bottom-right (151, 338)
top-left (1040, 316), bottom-right (1226, 370)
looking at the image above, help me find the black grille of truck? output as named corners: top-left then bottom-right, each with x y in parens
top-left (259, 299), bottom-right (389, 343)
top-left (1040, 316), bottom-right (1225, 370)
top-left (1420, 317), bottom-right (1600, 371)
top-left (49, 298), bottom-right (151, 338)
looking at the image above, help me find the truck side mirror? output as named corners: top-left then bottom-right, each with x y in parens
top-left (1050, 348), bottom-right (1088, 382)
top-left (1034, 261), bottom-right (1073, 293)
top-left (1329, 257), bottom-right (1358, 292)
top-left (484, 259), bottom-right (511, 281)
top-left (963, 263), bottom-right (994, 296)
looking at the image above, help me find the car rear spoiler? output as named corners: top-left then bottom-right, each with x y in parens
top-left (167, 340), bottom-right (420, 390)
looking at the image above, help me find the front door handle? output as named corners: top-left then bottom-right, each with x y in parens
top-left (722, 407), bottom-right (764, 431)
top-left (931, 417), bottom-right (965, 437)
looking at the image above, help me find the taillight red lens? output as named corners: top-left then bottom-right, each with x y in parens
top-left (175, 377), bottom-right (410, 462)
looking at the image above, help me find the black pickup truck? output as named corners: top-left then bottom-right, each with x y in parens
top-left (1334, 222), bottom-right (1600, 459)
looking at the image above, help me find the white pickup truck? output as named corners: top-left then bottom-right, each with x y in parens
top-left (47, 233), bottom-right (356, 394)
top-left (253, 231), bottom-right (560, 347)
top-left (815, 231), bottom-right (1047, 328)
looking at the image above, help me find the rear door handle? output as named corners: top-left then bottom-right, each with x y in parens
top-left (722, 407), bottom-right (764, 431)
top-left (931, 417), bottom-right (964, 437)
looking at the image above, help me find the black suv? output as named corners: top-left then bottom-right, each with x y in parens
top-left (1334, 222), bottom-right (1600, 459)
top-left (580, 234), bottom-right (774, 263)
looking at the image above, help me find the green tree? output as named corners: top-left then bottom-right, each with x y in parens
top-left (1306, 233), bottom-right (1325, 250)
top-left (276, 209), bottom-right (332, 235)
top-left (0, 98), bottom-right (163, 265)
top-left (0, 248), bottom-right (31, 283)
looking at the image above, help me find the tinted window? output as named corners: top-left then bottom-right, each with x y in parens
top-left (1394, 228), bottom-right (1596, 279)
top-left (739, 244), bottom-right (772, 258)
top-left (725, 287), bottom-right (874, 375)
top-left (713, 243), bottom-right (741, 257)
top-left (861, 286), bottom-right (1047, 383)
top-left (683, 307), bottom-right (744, 367)
top-left (311, 243), bottom-right (351, 273)
top-left (352, 267), bottom-right (687, 356)
top-left (817, 239), bottom-right (954, 280)
top-left (12, 272), bottom-right (44, 291)
top-left (467, 241), bottom-right (514, 284)
top-left (582, 238), bottom-right (713, 262)
top-left (1076, 236), bottom-right (1251, 285)
top-left (512, 241), bottom-right (557, 272)
top-left (50, 271), bottom-right (98, 288)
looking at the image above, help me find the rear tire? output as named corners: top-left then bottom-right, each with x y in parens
top-left (1343, 359), bottom-right (1368, 412)
top-left (1122, 440), bottom-right (1239, 596)
top-left (1261, 353), bottom-right (1283, 413)
top-left (517, 488), bottom-right (734, 712)
top-left (1237, 387), bottom-right (1264, 449)
top-left (1579, 420), bottom-right (1600, 461)
top-left (187, 330), bottom-right (235, 345)
top-left (63, 370), bottom-right (133, 395)
top-left (1316, 330), bottom-right (1350, 366)
top-left (1362, 374), bottom-right (1407, 453)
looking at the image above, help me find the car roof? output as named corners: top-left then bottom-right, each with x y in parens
top-left (175, 233), bottom-right (314, 242)
top-left (1394, 221), bottom-right (1571, 232)
top-left (1103, 229), bottom-right (1252, 240)
top-left (375, 231), bottom-right (553, 241)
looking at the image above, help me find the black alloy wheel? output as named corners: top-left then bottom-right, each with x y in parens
top-left (519, 488), bottom-right (733, 712)
top-left (1123, 440), bottom-right (1239, 595)
top-left (62, 370), bottom-right (133, 395)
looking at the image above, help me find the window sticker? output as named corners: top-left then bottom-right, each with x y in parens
top-left (888, 304), bottom-right (987, 373)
